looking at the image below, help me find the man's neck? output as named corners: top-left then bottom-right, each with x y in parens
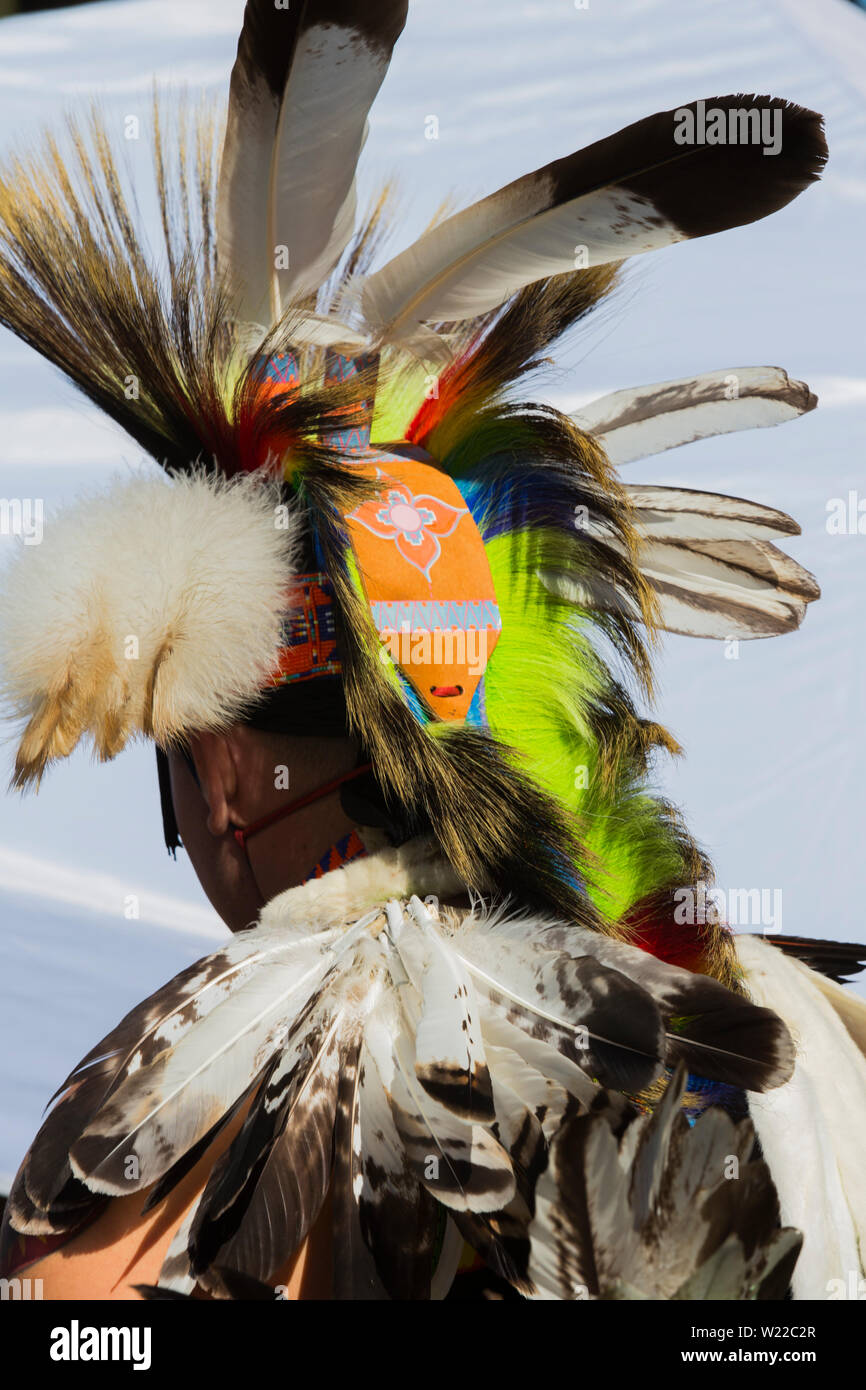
top-left (243, 788), bottom-right (362, 904)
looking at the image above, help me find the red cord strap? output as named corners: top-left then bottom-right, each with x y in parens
top-left (233, 763), bottom-right (373, 851)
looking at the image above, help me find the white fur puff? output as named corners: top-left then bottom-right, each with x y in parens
top-left (0, 468), bottom-right (299, 782)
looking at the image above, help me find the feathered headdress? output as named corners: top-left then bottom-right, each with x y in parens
top-left (2, 1), bottom-right (859, 1302)
top-left (0, 1), bottom-right (825, 924)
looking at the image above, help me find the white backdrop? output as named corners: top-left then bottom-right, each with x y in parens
top-left (0, 0), bottom-right (864, 1181)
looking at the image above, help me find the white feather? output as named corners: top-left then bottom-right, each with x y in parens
top-left (267, 28), bottom-right (375, 309)
top-left (217, 5), bottom-right (407, 327)
top-left (480, 1012), bottom-right (600, 1111)
top-left (404, 896), bottom-right (493, 1121)
top-left (486, 1041), bottom-right (568, 1142)
top-left (736, 935), bottom-right (866, 1296)
top-left (361, 85), bottom-right (827, 353)
top-left (807, 971), bottom-right (866, 1060)
top-left (624, 485), bottom-right (800, 543)
top-left (362, 180), bottom-right (680, 351)
top-left (638, 538), bottom-right (809, 638)
top-left (574, 366), bottom-right (816, 466)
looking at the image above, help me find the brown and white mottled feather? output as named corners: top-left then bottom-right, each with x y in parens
top-left (189, 1014), bottom-right (344, 1288)
top-left (402, 897), bottom-right (495, 1124)
top-left (68, 924), bottom-right (361, 1196)
top-left (574, 366), bottom-right (817, 466)
top-left (473, 914), bottom-right (796, 1091)
top-left (451, 924), bottom-right (668, 1093)
top-left (330, 1031), bottom-right (390, 1299)
top-left (366, 1003), bottom-right (516, 1215)
top-left (5, 866), bottom-right (801, 1298)
top-left (527, 1065), bottom-right (802, 1300)
top-left (336, 1019), bottom-right (439, 1299)
top-left (634, 538), bottom-right (813, 639)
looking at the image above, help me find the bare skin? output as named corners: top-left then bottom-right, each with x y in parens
top-left (12, 727), bottom-right (360, 1300)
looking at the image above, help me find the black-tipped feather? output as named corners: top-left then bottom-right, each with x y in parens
top-left (219, 0), bottom-right (409, 323)
top-left (760, 935), bottom-right (866, 985)
top-left (134, 1284), bottom-right (195, 1301)
top-left (362, 95), bottom-right (826, 349)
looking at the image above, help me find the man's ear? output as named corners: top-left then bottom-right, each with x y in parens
top-left (187, 731), bottom-right (239, 837)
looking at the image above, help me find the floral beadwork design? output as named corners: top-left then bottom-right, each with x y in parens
top-left (348, 474), bottom-right (467, 581)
